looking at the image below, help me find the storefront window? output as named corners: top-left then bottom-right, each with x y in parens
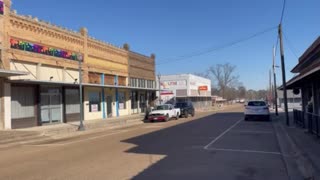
top-left (89, 92), bottom-right (101, 112)
top-left (119, 92), bottom-right (126, 109)
top-left (131, 91), bottom-right (138, 109)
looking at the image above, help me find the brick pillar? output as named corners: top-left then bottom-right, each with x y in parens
top-left (0, 79), bottom-right (10, 129)
top-left (1, 0), bottom-right (12, 69)
top-left (80, 27), bottom-right (89, 83)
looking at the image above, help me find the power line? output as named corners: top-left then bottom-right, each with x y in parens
top-left (283, 31), bottom-right (299, 59)
top-left (157, 26), bottom-right (277, 66)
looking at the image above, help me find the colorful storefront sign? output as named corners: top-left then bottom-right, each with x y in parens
top-left (0, 0), bottom-right (4, 15)
top-left (10, 38), bottom-right (78, 61)
top-left (198, 86), bottom-right (208, 91)
top-left (160, 80), bottom-right (187, 89)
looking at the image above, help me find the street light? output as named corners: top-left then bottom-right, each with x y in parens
top-left (157, 73), bottom-right (161, 105)
top-left (77, 53), bottom-right (85, 131)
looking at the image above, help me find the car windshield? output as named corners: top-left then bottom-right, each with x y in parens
top-left (247, 101), bottom-right (266, 106)
top-left (175, 103), bottom-right (188, 108)
top-left (155, 105), bottom-right (169, 110)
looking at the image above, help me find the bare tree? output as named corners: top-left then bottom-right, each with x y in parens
top-left (194, 71), bottom-right (210, 79)
top-left (208, 63), bottom-right (239, 99)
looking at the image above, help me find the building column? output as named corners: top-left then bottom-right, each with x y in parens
top-left (115, 75), bottom-right (119, 117)
top-left (3, 82), bottom-right (11, 129)
top-left (36, 63), bottom-right (42, 80)
top-left (101, 74), bottom-right (106, 119)
top-left (0, 79), bottom-right (4, 129)
top-left (301, 85), bottom-right (307, 112)
top-left (312, 80), bottom-right (319, 114)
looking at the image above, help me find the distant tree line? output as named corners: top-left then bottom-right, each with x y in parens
top-left (195, 63), bottom-right (268, 101)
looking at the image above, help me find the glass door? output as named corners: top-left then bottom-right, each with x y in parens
top-left (50, 93), bottom-right (62, 123)
top-left (41, 93), bottom-right (62, 124)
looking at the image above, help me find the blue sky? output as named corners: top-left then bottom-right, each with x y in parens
top-left (12, 0), bottom-right (320, 90)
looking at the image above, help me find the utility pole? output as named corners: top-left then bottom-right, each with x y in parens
top-left (278, 24), bottom-right (289, 126)
top-left (157, 73), bottom-right (161, 105)
top-left (78, 53), bottom-right (85, 131)
top-left (273, 46), bottom-right (279, 116)
top-left (269, 69), bottom-right (272, 103)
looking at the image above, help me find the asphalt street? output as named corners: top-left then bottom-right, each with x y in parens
top-left (0, 105), bottom-right (289, 180)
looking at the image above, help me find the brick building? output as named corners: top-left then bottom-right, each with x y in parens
top-left (0, 0), bottom-right (156, 129)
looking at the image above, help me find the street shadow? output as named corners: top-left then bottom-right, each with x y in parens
top-left (121, 112), bottom-right (245, 180)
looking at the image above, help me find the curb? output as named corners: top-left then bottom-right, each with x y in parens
top-left (272, 116), bottom-right (315, 180)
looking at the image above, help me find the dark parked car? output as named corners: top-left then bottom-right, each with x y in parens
top-left (175, 102), bottom-right (195, 118)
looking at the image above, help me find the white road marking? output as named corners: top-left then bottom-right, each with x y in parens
top-left (230, 130), bottom-right (273, 134)
top-left (24, 130), bottom-right (130, 147)
top-left (203, 119), bottom-right (242, 150)
top-left (207, 147), bottom-right (282, 155)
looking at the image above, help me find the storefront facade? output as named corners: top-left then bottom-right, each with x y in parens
top-left (157, 74), bottom-right (212, 110)
top-left (0, 0), bottom-right (156, 129)
top-left (286, 37), bottom-right (320, 115)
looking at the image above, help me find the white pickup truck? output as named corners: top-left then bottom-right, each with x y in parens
top-left (148, 104), bottom-right (181, 122)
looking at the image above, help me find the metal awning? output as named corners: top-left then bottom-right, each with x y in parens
top-left (0, 69), bottom-right (29, 77)
top-left (282, 65), bottom-right (320, 89)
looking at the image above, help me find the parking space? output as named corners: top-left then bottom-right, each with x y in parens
top-left (202, 119), bottom-right (288, 180)
top-left (206, 120), bottom-right (280, 153)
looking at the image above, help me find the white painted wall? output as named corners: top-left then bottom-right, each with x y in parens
top-left (65, 69), bottom-right (78, 83)
top-left (40, 65), bottom-right (63, 82)
top-left (10, 61), bottom-right (37, 80)
top-left (4, 83), bottom-right (11, 129)
top-left (158, 74), bottom-right (211, 97)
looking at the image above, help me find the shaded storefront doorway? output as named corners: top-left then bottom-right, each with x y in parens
top-left (40, 87), bottom-right (62, 124)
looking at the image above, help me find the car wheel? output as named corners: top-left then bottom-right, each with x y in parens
top-left (191, 111), bottom-right (195, 117)
top-left (165, 114), bottom-right (169, 122)
top-left (185, 113), bottom-right (189, 118)
top-left (176, 113), bottom-right (179, 120)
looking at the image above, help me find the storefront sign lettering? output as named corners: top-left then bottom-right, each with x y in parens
top-left (10, 38), bottom-right (79, 61)
top-left (160, 80), bottom-right (187, 89)
top-left (0, 0), bottom-right (3, 15)
top-left (198, 86), bottom-right (208, 91)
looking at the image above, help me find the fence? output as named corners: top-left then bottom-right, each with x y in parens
top-left (293, 109), bottom-right (320, 137)
top-left (293, 109), bottom-right (305, 128)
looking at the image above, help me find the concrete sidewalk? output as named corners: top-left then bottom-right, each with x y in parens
top-left (275, 111), bottom-right (320, 179)
top-left (22, 113), bottom-right (146, 138)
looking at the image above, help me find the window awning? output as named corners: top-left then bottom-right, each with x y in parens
top-left (8, 79), bottom-right (157, 91)
top-left (0, 69), bottom-right (29, 77)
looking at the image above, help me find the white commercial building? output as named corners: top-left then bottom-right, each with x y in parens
top-left (157, 74), bottom-right (212, 110)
